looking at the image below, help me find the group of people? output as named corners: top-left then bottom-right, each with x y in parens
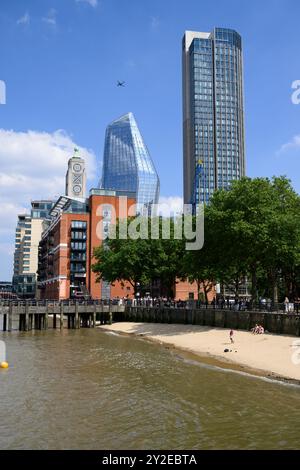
top-left (110, 295), bottom-right (300, 314)
top-left (251, 324), bottom-right (265, 335)
top-left (284, 297), bottom-right (297, 314)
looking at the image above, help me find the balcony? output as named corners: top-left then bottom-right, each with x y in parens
top-left (70, 243), bottom-right (86, 252)
top-left (71, 232), bottom-right (87, 241)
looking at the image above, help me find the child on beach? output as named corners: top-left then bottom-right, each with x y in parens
top-left (230, 330), bottom-right (234, 344)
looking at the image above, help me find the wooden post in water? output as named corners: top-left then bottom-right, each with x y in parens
top-left (93, 303), bottom-right (97, 328)
top-left (60, 302), bottom-right (64, 330)
top-left (36, 314), bottom-right (41, 330)
top-left (53, 313), bottom-right (56, 329)
top-left (75, 301), bottom-right (80, 329)
top-left (8, 302), bottom-right (13, 332)
top-left (19, 314), bottom-right (23, 331)
top-left (3, 314), bottom-right (7, 331)
top-left (45, 302), bottom-right (49, 330)
top-left (25, 301), bottom-right (29, 332)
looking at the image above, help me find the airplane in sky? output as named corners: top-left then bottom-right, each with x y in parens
top-left (117, 81), bottom-right (125, 87)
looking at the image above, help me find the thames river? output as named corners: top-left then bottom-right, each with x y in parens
top-left (0, 328), bottom-right (300, 450)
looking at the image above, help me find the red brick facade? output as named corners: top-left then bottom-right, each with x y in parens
top-left (38, 193), bottom-right (213, 301)
top-left (39, 194), bottom-right (135, 300)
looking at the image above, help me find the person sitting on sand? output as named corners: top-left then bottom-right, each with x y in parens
top-left (252, 324), bottom-right (265, 335)
top-left (258, 325), bottom-right (265, 334)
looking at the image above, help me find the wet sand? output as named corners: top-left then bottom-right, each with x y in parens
top-left (99, 323), bottom-right (300, 384)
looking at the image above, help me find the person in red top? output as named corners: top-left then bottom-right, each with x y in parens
top-left (230, 330), bottom-right (234, 344)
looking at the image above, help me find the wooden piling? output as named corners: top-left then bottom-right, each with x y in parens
top-left (45, 302), bottom-right (49, 330)
top-left (8, 302), bottom-right (13, 332)
top-left (24, 301), bottom-right (29, 331)
top-left (75, 301), bottom-right (80, 329)
top-left (19, 314), bottom-right (23, 331)
top-left (60, 303), bottom-right (64, 329)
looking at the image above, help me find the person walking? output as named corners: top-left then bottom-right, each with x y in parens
top-left (230, 329), bottom-right (234, 344)
top-left (284, 297), bottom-right (289, 314)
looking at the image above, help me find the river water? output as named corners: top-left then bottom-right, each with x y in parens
top-left (0, 328), bottom-right (300, 450)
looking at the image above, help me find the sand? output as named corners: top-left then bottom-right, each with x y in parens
top-left (98, 322), bottom-right (300, 383)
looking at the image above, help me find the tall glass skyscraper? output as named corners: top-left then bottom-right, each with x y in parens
top-left (100, 112), bottom-right (160, 212)
top-left (183, 28), bottom-right (245, 205)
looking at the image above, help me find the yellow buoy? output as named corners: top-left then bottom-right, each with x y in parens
top-left (0, 362), bottom-right (9, 369)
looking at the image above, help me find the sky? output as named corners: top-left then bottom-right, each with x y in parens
top-left (0, 0), bottom-right (300, 280)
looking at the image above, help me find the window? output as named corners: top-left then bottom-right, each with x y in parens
top-left (71, 221), bottom-right (87, 229)
top-left (71, 242), bottom-right (86, 250)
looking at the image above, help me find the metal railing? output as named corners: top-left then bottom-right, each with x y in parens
top-left (0, 298), bottom-right (299, 314)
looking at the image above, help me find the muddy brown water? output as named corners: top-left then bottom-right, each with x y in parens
top-left (0, 328), bottom-right (299, 449)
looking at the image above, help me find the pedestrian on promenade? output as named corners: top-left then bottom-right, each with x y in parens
top-left (284, 297), bottom-right (289, 313)
top-left (230, 329), bottom-right (234, 344)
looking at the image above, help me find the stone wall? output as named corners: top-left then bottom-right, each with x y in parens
top-left (115, 307), bottom-right (300, 337)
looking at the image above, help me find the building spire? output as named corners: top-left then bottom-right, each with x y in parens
top-left (65, 149), bottom-right (86, 199)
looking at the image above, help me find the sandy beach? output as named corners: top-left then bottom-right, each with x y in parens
top-left (99, 322), bottom-right (300, 383)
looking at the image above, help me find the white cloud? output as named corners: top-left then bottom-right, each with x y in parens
top-left (42, 9), bottom-right (57, 26)
top-left (158, 196), bottom-right (183, 217)
top-left (0, 128), bottom-right (97, 277)
top-left (76, 0), bottom-right (98, 7)
top-left (277, 135), bottom-right (300, 155)
top-left (17, 12), bottom-right (30, 25)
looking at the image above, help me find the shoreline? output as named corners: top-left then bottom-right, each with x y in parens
top-left (98, 322), bottom-right (300, 386)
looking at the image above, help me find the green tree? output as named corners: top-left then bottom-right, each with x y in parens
top-left (92, 217), bottom-right (186, 298)
top-left (202, 177), bottom-right (300, 302)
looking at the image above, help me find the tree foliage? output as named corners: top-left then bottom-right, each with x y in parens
top-left (92, 177), bottom-right (300, 301)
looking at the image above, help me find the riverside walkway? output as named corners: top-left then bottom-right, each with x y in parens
top-left (1, 299), bottom-right (299, 336)
top-left (0, 300), bottom-right (125, 331)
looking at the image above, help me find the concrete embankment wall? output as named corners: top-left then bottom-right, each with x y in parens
top-left (113, 307), bottom-right (300, 337)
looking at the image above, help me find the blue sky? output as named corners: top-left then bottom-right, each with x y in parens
top-left (0, 0), bottom-right (300, 279)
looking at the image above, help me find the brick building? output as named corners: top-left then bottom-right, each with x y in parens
top-left (38, 189), bottom-right (135, 300)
